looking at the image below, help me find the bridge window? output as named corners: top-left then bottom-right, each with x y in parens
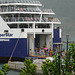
top-left (35, 24), bottom-right (51, 28)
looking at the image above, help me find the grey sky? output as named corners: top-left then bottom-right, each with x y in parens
top-left (39, 0), bottom-right (75, 41)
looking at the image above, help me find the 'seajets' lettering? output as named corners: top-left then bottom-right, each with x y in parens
top-left (0, 33), bottom-right (13, 37)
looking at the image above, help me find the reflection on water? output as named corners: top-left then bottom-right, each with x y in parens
top-left (0, 63), bottom-right (20, 75)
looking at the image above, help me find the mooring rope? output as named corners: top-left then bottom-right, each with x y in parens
top-left (8, 32), bottom-right (22, 63)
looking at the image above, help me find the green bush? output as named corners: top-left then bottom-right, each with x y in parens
top-left (0, 64), bottom-right (10, 75)
top-left (0, 70), bottom-right (3, 75)
top-left (2, 64), bottom-right (10, 75)
top-left (41, 43), bottom-right (75, 75)
top-left (41, 57), bottom-right (60, 75)
top-left (20, 59), bottom-right (37, 75)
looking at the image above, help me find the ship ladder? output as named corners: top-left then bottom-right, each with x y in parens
top-left (8, 32), bottom-right (22, 63)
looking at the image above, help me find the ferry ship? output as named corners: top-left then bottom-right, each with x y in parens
top-left (0, 0), bottom-right (61, 61)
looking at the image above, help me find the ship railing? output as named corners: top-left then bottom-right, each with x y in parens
top-left (42, 9), bottom-right (54, 13)
top-left (0, 0), bottom-right (41, 4)
top-left (3, 17), bottom-right (60, 22)
top-left (52, 18), bottom-right (60, 22)
top-left (0, 6), bottom-right (41, 12)
top-left (42, 18), bottom-right (60, 22)
top-left (29, 50), bottom-right (53, 57)
top-left (3, 17), bottom-right (40, 22)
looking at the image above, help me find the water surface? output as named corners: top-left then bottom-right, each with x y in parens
top-left (0, 63), bottom-right (20, 75)
top-left (7, 70), bottom-right (20, 75)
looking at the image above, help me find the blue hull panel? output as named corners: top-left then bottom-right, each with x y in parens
top-left (0, 38), bottom-right (27, 58)
top-left (53, 29), bottom-right (61, 49)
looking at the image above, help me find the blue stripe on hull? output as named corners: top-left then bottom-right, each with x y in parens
top-left (53, 29), bottom-right (61, 49)
top-left (0, 38), bottom-right (27, 58)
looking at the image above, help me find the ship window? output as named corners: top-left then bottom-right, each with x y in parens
top-left (35, 24), bottom-right (50, 28)
top-left (19, 24), bottom-right (28, 28)
top-left (8, 24), bottom-right (17, 28)
top-left (29, 24), bottom-right (33, 28)
top-left (19, 24), bottom-right (33, 28)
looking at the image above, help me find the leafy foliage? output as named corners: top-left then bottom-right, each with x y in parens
top-left (41, 43), bottom-right (75, 75)
top-left (0, 70), bottom-right (3, 75)
top-left (41, 58), bottom-right (60, 75)
top-left (1, 64), bottom-right (10, 75)
top-left (0, 64), bottom-right (10, 75)
top-left (20, 59), bottom-right (37, 75)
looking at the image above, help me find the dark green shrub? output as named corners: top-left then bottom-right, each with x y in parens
top-left (20, 59), bottom-right (37, 75)
top-left (1, 64), bottom-right (10, 75)
top-left (41, 43), bottom-right (75, 75)
top-left (0, 70), bottom-right (3, 75)
top-left (41, 58), bottom-right (60, 75)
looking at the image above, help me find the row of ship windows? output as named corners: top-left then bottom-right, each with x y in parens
top-left (8, 24), bottom-right (51, 28)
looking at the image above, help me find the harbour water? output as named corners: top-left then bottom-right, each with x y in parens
top-left (7, 70), bottom-right (20, 75)
top-left (0, 63), bottom-right (20, 75)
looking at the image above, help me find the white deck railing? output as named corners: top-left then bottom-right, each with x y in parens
top-left (0, 6), bottom-right (41, 12)
top-left (42, 9), bottom-right (54, 13)
top-left (0, 0), bottom-right (41, 4)
top-left (2, 17), bottom-right (60, 23)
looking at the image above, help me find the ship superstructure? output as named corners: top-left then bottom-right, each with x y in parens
top-left (0, 0), bottom-right (61, 59)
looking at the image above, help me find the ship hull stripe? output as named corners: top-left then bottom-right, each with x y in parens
top-left (53, 29), bottom-right (61, 48)
top-left (0, 38), bottom-right (27, 58)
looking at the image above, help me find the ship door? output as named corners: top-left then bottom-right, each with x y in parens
top-left (27, 34), bottom-right (34, 56)
top-left (35, 34), bottom-right (52, 49)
